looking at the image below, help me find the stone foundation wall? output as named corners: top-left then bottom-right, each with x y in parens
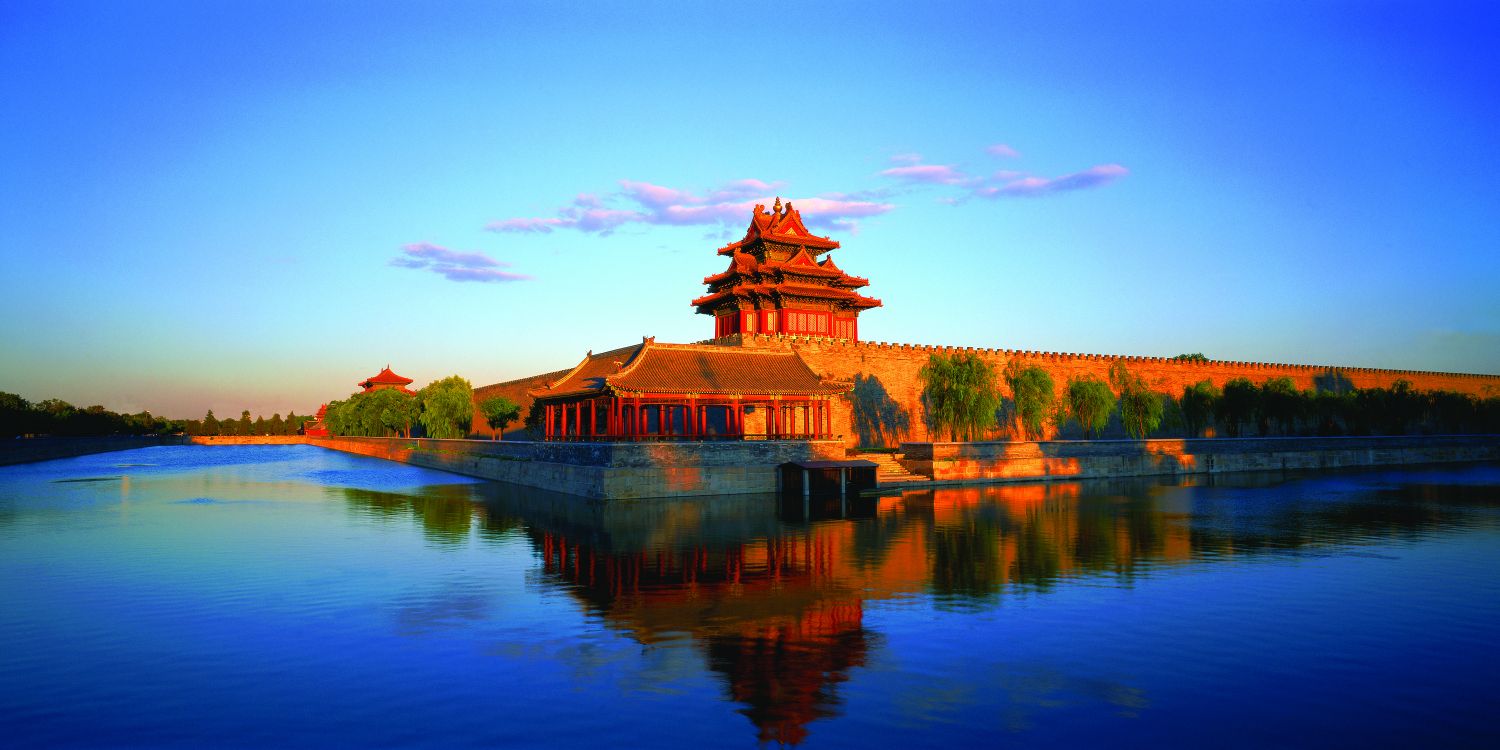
top-left (311, 436), bottom-right (845, 499)
top-left (714, 333), bottom-right (1500, 448)
top-left (900, 435), bottom-right (1500, 485)
top-left (188, 436), bottom-right (309, 445)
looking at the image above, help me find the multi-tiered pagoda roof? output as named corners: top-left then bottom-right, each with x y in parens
top-left (692, 199), bottom-right (880, 340)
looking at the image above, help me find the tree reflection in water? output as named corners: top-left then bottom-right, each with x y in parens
top-left (336, 470), bottom-right (1498, 745)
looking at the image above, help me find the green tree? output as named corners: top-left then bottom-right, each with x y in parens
top-left (919, 353), bottom-right (1001, 441)
top-left (1171, 353), bottom-right (1209, 363)
top-left (1110, 362), bottom-right (1164, 439)
top-left (1217, 378), bottom-right (1259, 437)
top-left (1066, 375), bottom-right (1115, 439)
top-left (369, 388), bottom-right (420, 437)
top-left (1260, 377), bottom-right (1301, 435)
top-left (238, 410), bottom-right (252, 436)
top-left (479, 395), bottom-right (522, 440)
top-left (1003, 362), bottom-right (1056, 440)
top-left (0, 392), bottom-right (31, 438)
top-left (419, 376), bottom-right (475, 440)
top-left (203, 409), bottom-right (220, 436)
top-left (1180, 380), bottom-right (1221, 438)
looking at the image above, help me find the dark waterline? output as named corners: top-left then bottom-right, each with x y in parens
top-left (1, 445), bottom-right (1497, 748)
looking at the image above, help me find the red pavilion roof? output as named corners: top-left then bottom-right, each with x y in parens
top-left (717, 200), bottom-right (841, 256)
top-left (360, 366), bottom-right (414, 388)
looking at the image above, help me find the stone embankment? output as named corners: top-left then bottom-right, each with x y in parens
top-left (0, 435), bottom-right (189, 466)
top-left (310, 436), bottom-right (845, 499)
top-left (898, 434), bottom-right (1500, 486)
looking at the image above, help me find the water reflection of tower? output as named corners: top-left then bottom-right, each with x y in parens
top-left (533, 526), bottom-right (872, 745)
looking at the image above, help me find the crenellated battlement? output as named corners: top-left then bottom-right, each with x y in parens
top-left (703, 332), bottom-right (1497, 380)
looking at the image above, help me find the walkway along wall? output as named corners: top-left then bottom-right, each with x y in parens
top-left (310, 436), bottom-right (845, 500)
top-left (900, 435), bottom-right (1500, 485)
top-left (714, 333), bottom-right (1500, 448)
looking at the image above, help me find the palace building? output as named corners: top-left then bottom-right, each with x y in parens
top-left (692, 199), bottom-right (880, 340)
top-left (527, 338), bottom-right (845, 441)
top-left (472, 201), bottom-right (1500, 446)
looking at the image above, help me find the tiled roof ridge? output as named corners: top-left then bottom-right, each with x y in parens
top-left (539, 340), bottom-right (647, 392)
top-left (707, 333), bottom-right (1500, 379)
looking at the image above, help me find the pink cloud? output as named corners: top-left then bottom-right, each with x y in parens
top-left (976, 164), bottom-right (1129, 198)
top-left (390, 243), bottom-right (529, 283)
top-left (399, 242), bottom-right (499, 268)
top-left (485, 217), bottom-right (567, 233)
top-left (985, 143), bottom-right (1021, 158)
top-left (485, 178), bottom-right (894, 236)
top-left (434, 267), bottom-right (531, 283)
top-left (888, 152), bottom-right (923, 165)
top-left (879, 164), bottom-right (971, 185)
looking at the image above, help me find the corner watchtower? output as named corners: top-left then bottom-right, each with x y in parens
top-left (691, 198), bottom-right (881, 340)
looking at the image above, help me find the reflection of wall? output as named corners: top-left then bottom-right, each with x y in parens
top-left (717, 334), bottom-right (1500, 446)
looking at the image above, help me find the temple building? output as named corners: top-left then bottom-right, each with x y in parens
top-left (692, 199), bottom-right (880, 340)
top-left (358, 365), bottom-right (416, 396)
top-left (528, 338), bottom-right (846, 440)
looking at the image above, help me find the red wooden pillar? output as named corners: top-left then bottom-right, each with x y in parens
top-left (588, 398), bottom-right (597, 437)
top-left (544, 404), bottom-right (554, 440)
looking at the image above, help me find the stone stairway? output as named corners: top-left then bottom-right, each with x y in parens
top-left (863, 452), bottom-right (930, 485)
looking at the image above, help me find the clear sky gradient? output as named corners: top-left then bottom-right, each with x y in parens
top-left (3, 1), bottom-right (1498, 418)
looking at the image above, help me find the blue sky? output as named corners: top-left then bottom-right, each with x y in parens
top-left (3, 1), bottom-right (1498, 418)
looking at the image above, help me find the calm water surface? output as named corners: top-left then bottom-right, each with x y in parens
top-left (2, 445), bottom-right (1498, 747)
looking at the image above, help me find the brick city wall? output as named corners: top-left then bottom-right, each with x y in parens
top-left (713, 333), bottom-right (1500, 448)
top-left (468, 368), bottom-right (570, 439)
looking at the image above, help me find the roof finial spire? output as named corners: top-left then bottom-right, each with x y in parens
top-left (772, 196), bottom-right (782, 215)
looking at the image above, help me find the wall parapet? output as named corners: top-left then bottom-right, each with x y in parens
top-left (708, 332), bottom-right (1499, 379)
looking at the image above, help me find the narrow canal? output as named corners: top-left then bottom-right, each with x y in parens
top-left (2, 445), bottom-right (1497, 747)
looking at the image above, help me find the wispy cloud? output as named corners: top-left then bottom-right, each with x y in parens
top-left (478, 145), bottom-right (1125, 246)
top-left (486, 178), bottom-right (893, 236)
top-left (389, 242), bottom-right (529, 283)
top-left (878, 164), bottom-right (972, 186)
top-left (974, 164), bottom-right (1129, 198)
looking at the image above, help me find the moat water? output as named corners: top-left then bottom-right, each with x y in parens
top-left (2, 445), bottom-right (1498, 748)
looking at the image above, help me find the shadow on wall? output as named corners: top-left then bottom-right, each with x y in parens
top-left (847, 374), bottom-right (910, 448)
top-left (1315, 368), bottom-right (1355, 395)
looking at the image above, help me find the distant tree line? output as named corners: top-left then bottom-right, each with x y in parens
top-left (918, 353), bottom-right (1500, 442)
top-left (182, 410), bottom-right (313, 436)
top-left (0, 391), bottom-right (314, 438)
top-left (1, 392), bottom-right (178, 438)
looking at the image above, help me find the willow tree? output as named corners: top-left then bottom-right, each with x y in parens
top-left (1110, 362), bottom-right (1164, 439)
top-left (1066, 375), bottom-right (1115, 439)
top-left (1181, 379), bottom-right (1221, 438)
top-left (919, 352), bottom-right (1001, 442)
top-left (419, 375), bottom-right (475, 439)
top-left (368, 388), bottom-right (419, 438)
top-left (1217, 378), bottom-right (1259, 437)
top-left (1003, 361), bottom-right (1055, 440)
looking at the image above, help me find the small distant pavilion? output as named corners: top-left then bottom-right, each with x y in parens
top-left (359, 365), bottom-right (416, 396)
top-left (529, 339), bottom-right (847, 441)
